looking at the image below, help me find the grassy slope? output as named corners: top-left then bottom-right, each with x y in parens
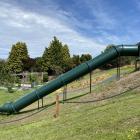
top-left (0, 90), bottom-right (139, 140)
top-left (0, 66), bottom-right (139, 140)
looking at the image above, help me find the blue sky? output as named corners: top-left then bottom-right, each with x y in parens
top-left (0, 0), bottom-right (140, 58)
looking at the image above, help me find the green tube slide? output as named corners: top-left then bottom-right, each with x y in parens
top-left (0, 44), bottom-right (139, 114)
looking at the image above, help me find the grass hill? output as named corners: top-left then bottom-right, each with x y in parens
top-left (0, 67), bottom-right (139, 140)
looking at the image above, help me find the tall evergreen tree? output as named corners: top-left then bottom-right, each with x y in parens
top-left (42, 47), bottom-right (50, 72)
top-left (61, 44), bottom-right (71, 71)
top-left (42, 37), bottom-right (71, 75)
top-left (7, 42), bottom-right (29, 73)
top-left (48, 37), bottom-right (64, 72)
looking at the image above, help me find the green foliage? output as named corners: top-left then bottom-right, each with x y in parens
top-left (35, 57), bottom-right (43, 72)
top-left (43, 72), bottom-right (48, 82)
top-left (42, 37), bottom-right (71, 75)
top-left (29, 73), bottom-right (38, 88)
top-left (71, 54), bottom-right (92, 68)
top-left (0, 60), bottom-right (15, 92)
top-left (15, 77), bottom-right (21, 88)
top-left (22, 57), bottom-right (44, 72)
top-left (29, 73), bottom-right (37, 83)
top-left (22, 58), bottom-right (35, 72)
top-left (42, 48), bottom-right (50, 72)
top-left (0, 59), bottom-right (6, 86)
top-left (80, 54), bottom-right (92, 63)
top-left (0, 59), bottom-right (5, 70)
top-left (4, 74), bottom-right (15, 93)
top-left (3, 38), bottom-right (93, 76)
top-left (61, 44), bottom-right (72, 71)
top-left (7, 42), bottom-right (29, 73)
top-left (0, 82), bottom-right (139, 139)
top-left (72, 55), bottom-right (81, 67)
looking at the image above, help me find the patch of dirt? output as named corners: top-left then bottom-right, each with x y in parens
top-left (112, 71), bottom-right (140, 93)
top-left (80, 71), bottom-right (140, 101)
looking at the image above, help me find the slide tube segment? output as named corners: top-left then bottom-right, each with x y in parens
top-left (0, 44), bottom-right (139, 114)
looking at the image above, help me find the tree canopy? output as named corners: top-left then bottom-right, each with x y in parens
top-left (4, 38), bottom-right (92, 75)
top-left (80, 54), bottom-right (92, 63)
top-left (42, 37), bottom-right (71, 75)
top-left (7, 42), bottom-right (29, 73)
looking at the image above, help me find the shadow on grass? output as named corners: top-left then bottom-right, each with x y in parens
top-left (0, 92), bottom-right (90, 124)
top-left (60, 92), bottom-right (90, 103)
top-left (0, 84), bottom-right (139, 124)
top-left (0, 101), bottom-right (56, 124)
top-left (17, 92), bottom-right (90, 114)
top-left (17, 101), bottom-right (56, 115)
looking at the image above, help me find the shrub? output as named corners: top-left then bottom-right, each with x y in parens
top-left (5, 74), bottom-right (15, 93)
top-left (43, 72), bottom-right (48, 82)
top-left (30, 73), bottom-right (38, 88)
top-left (16, 77), bottom-right (21, 88)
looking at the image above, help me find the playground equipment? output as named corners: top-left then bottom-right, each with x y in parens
top-left (0, 44), bottom-right (140, 114)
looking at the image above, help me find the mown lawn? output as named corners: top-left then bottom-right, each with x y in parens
top-left (0, 89), bottom-right (139, 140)
top-left (0, 66), bottom-right (139, 140)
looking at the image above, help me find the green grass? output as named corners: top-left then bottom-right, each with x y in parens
top-left (0, 89), bottom-right (26, 104)
top-left (0, 90), bottom-right (139, 140)
top-left (0, 66), bottom-right (139, 140)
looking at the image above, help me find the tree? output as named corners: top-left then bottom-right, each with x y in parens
top-left (42, 47), bottom-right (50, 72)
top-left (0, 59), bottom-right (15, 92)
top-left (72, 55), bottom-right (81, 67)
top-left (22, 58), bottom-right (36, 72)
top-left (0, 59), bottom-right (6, 73)
top-left (61, 44), bottom-right (71, 71)
top-left (0, 59), bottom-right (6, 85)
top-left (42, 37), bottom-right (71, 75)
top-left (7, 42), bottom-right (29, 73)
top-left (48, 36), bottom-right (64, 74)
top-left (35, 57), bottom-right (43, 72)
top-left (101, 44), bottom-right (135, 69)
top-left (80, 54), bottom-right (92, 63)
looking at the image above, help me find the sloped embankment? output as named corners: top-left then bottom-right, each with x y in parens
top-left (73, 71), bottom-right (140, 102)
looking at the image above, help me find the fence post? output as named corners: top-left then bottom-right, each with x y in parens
top-left (90, 72), bottom-right (92, 93)
top-left (54, 94), bottom-right (60, 118)
top-left (63, 85), bottom-right (67, 102)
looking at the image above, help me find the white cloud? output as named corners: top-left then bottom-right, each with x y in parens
top-left (0, 0), bottom-right (105, 58)
top-left (75, 0), bottom-right (118, 30)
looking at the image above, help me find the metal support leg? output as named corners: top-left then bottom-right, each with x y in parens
top-left (42, 98), bottom-right (44, 107)
top-left (63, 85), bottom-right (67, 102)
top-left (137, 44), bottom-right (140, 70)
top-left (135, 58), bottom-right (138, 71)
top-left (117, 56), bottom-right (120, 80)
top-left (38, 100), bottom-right (39, 109)
top-left (90, 72), bottom-right (92, 93)
top-left (135, 44), bottom-right (140, 71)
